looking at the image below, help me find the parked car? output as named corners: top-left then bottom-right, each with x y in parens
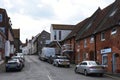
top-left (6, 59), bottom-right (23, 72)
top-left (53, 56), bottom-right (70, 67)
top-left (47, 55), bottom-right (56, 64)
top-left (74, 60), bottom-right (105, 76)
top-left (16, 53), bottom-right (25, 61)
top-left (11, 56), bottom-right (25, 67)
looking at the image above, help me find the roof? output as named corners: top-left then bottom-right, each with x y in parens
top-left (33, 30), bottom-right (50, 43)
top-left (51, 24), bottom-right (75, 30)
top-left (75, 8), bottom-right (102, 40)
top-left (65, 18), bottom-right (89, 40)
top-left (95, 0), bottom-right (120, 33)
top-left (75, 0), bottom-right (120, 40)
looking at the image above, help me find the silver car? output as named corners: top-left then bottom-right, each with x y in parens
top-left (53, 56), bottom-right (70, 67)
top-left (75, 61), bottom-right (105, 76)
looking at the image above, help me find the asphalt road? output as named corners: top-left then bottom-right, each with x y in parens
top-left (0, 55), bottom-right (116, 80)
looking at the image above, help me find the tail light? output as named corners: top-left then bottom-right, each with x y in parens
top-left (89, 66), bottom-right (96, 69)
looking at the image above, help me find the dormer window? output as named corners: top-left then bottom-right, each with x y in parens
top-left (109, 9), bottom-right (117, 17)
top-left (111, 28), bottom-right (117, 35)
top-left (0, 14), bottom-right (2, 22)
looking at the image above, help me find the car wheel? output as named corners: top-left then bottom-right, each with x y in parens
top-left (52, 62), bottom-right (55, 66)
top-left (6, 68), bottom-right (9, 72)
top-left (99, 73), bottom-right (103, 77)
top-left (67, 65), bottom-right (70, 68)
top-left (56, 63), bottom-right (59, 67)
top-left (84, 70), bottom-right (88, 76)
top-left (74, 67), bottom-right (78, 73)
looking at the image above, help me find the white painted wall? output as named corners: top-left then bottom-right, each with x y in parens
top-left (50, 26), bottom-right (72, 41)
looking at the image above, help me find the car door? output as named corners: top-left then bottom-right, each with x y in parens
top-left (78, 62), bottom-right (84, 73)
top-left (79, 62), bottom-right (87, 73)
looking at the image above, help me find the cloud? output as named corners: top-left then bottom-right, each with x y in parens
top-left (0, 0), bottom-right (115, 43)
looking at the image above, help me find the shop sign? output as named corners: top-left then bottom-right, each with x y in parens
top-left (101, 48), bottom-right (112, 54)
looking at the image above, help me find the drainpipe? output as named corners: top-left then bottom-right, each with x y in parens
top-left (94, 34), bottom-right (97, 61)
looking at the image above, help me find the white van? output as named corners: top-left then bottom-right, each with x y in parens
top-left (39, 47), bottom-right (56, 61)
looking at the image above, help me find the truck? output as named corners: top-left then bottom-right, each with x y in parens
top-left (39, 47), bottom-right (56, 61)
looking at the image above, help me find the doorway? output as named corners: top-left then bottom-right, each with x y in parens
top-left (112, 53), bottom-right (117, 73)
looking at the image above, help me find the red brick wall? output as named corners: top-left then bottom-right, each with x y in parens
top-left (75, 37), bottom-right (95, 64)
top-left (96, 26), bottom-right (120, 73)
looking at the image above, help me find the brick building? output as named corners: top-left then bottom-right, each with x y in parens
top-left (0, 8), bottom-right (15, 61)
top-left (62, 0), bottom-right (120, 73)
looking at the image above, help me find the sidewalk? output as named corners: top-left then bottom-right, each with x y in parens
top-left (71, 64), bottom-right (120, 80)
top-left (105, 73), bottom-right (120, 80)
top-left (0, 60), bottom-right (5, 72)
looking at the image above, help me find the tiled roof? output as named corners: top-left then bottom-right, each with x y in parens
top-left (51, 24), bottom-right (75, 30)
top-left (95, 0), bottom-right (120, 33)
top-left (75, 0), bottom-right (119, 40)
top-left (65, 18), bottom-right (89, 40)
top-left (75, 8), bottom-right (101, 40)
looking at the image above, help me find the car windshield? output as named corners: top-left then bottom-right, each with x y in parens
top-left (88, 61), bottom-right (100, 65)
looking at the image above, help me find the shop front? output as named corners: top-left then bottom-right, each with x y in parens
top-left (100, 48), bottom-right (120, 73)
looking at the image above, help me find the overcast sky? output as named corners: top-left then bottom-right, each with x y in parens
top-left (0, 0), bottom-right (115, 43)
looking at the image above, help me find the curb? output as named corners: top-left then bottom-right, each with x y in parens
top-left (105, 74), bottom-right (120, 80)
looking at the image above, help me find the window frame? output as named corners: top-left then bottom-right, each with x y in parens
top-left (101, 32), bottom-right (105, 41)
top-left (111, 28), bottom-right (117, 35)
top-left (90, 36), bottom-right (94, 43)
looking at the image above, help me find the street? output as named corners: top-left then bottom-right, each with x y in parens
top-left (0, 55), bottom-right (115, 80)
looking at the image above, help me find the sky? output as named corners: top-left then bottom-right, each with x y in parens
top-left (0, 0), bottom-right (115, 43)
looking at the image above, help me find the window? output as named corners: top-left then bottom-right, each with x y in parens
top-left (81, 62), bottom-right (87, 65)
top-left (109, 9), bottom-right (117, 17)
top-left (90, 36), bottom-right (94, 43)
top-left (54, 31), bottom-right (57, 40)
top-left (84, 39), bottom-right (87, 48)
top-left (102, 54), bottom-right (108, 66)
top-left (101, 32), bottom-right (105, 41)
top-left (86, 22), bottom-right (92, 29)
top-left (59, 31), bottom-right (61, 40)
top-left (111, 28), bottom-right (117, 35)
top-left (0, 14), bottom-right (2, 22)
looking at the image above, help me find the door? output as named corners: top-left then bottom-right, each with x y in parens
top-left (112, 53), bottom-right (117, 73)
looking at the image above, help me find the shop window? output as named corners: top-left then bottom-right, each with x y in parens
top-left (102, 54), bottom-right (108, 66)
top-left (111, 28), bottom-right (117, 35)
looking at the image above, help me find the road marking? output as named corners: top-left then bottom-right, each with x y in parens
top-left (48, 75), bottom-right (53, 80)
